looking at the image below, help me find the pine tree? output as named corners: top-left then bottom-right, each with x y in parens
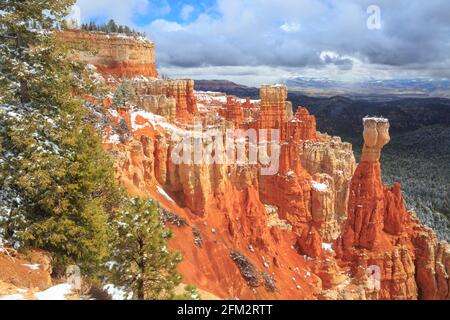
top-left (108, 198), bottom-right (183, 300)
top-left (106, 19), bottom-right (118, 33)
top-left (174, 285), bottom-right (202, 301)
top-left (112, 81), bottom-right (136, 108)
top-left (0, 1), bottom-right (122, 275)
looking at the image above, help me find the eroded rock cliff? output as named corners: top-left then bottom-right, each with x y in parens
top-left (58, 30), bottom-right (158, 79)
top-left (78, 32), bottom-right (449, 300)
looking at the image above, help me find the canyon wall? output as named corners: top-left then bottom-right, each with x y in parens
top-left (58, 30), bottom-right (158, 79)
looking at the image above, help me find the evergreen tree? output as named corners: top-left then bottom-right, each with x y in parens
top-left (174, 285), bottom-right (202, 301)
top-left (106, 19), bottom-right (118, 33)
top-left (0, 0), bottom-right (122, 275)
top-left (112, 81), bottom-right (135, 108)
top-left (108, 198), bottom-right (182, 300)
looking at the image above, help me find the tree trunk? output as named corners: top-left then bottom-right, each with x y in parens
top-left (137, 278), bottom-right (145, 300)
top-left (16, 33), bottom-right (30, 104)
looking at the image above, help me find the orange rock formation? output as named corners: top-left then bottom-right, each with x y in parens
top-left (58, 30), bottom-right (158, 79)
top-left (77, 31), bottom-right (449, 300)
top-left (336, 118), bottom-right (450, 300)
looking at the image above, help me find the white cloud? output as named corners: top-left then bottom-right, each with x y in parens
top-left (280, 22), bottom-right (301, 33)
top-left (151, 19), bottom-right (184, 32)
top-left (180, 4), bottom-right (195, 21)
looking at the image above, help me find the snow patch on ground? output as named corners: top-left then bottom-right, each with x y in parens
top-left (195, 91), bottom-right (259, 105)
top-left (131, 109), bottom-right (215, 139)
top-left (0, 294), bottom-right (25, 300)
top-left (107, 133), bottom-right (121, 145)
top-left (322, 243), bottom-right (335, 253)
top-left (157, 186), bottom-right (175, 203)
top-left (264, 204), bottom-right (278, 215)
top-left (312, 181), bottom-right (328, 192)
top-left (34, 284), bottom-right (73, 300)
top-left (131, 110), bottom-right (184, 135)
top-left (22, 264), bottom-right (40, 270)
top-left (104, 284), bottom-right (132, 300)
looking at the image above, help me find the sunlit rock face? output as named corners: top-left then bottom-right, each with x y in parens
top-left (258, 85), bottom-right (290, 129)
top-left (361, 118), bottom-right (391, 162)
top-left (299, 133), bottom-right (356, 242)
top-left (132, 79), bottom-right (198, 121)
top-left (58, 30), bottom-right (158, 79)
top-left (138, 95), bottom-right (177, 121)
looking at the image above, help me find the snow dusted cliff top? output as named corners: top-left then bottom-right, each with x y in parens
top-left (363, 117), bottom-right (389, 123)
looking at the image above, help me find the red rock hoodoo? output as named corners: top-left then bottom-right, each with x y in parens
top-left (335, 118), bottom-right (450, 300)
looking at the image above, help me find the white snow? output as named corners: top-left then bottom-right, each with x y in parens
top-left (34, 284), bottom-right (73, 300)
top-left (196, 103), bottom-right (207, 112)
top-left (286, 170), bottom-right (296, 177)
top-left (132, 75), bottom-right (150, 82)
top-left (264, 204), bottom-right (278, 215)
top-left (130, 109), bottom-right (215, 139)
top-left (363, 117), bottom-right (389, 123)
top-left (157, 186), bottom-right (175, 203)
top-left (108, 109), bottom-right (119, 118)
top-left (107, 133), bottom-right (121, 145)
top-left (104, 284), bottom-right (132, 300)
top-left (312, 181), bottom-right (328, 192)
top-left (0, 294), bottom-right (25, 300)
top-left (131, 110), bottom-right (183, 135)
top-left (23, 264), bottom-right (40, 270)
top-left (194, 91), bottom-right (227, 104)
top-left (322, 243), bottom-right (335, 253)
top-left (195, 91), bottom-right (259, 106)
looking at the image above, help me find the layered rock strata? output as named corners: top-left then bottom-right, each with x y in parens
top-left (58, 30), bottom-right (158, 79)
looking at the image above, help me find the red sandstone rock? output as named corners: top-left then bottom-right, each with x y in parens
top-left (286, 107), bottom-right (317, 142)
top-left (336, 117), bottom-right (450, 300)
top-left (58, 30), bottom-right (158, 79)
top-left (258, 85), bottom-right (290, 130)
top-left (220, 96), bottom-right (244, 126)
top-left (132, 79), bottom-right (198, 121)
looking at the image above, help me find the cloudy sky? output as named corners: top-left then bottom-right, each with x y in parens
top-left (74, 0), bottom-right (450, 86)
